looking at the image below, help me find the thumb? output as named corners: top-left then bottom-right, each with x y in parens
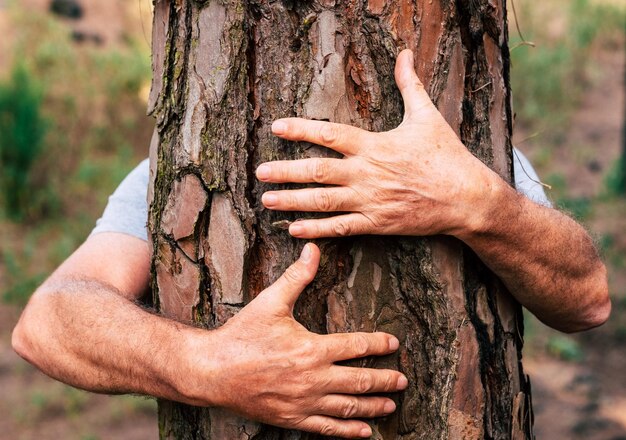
top-left (264, 243), bottom-right (320, 310)
top-left (395, 49), bottom-right (432, 119)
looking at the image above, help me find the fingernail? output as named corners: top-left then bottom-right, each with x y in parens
top-left (384, 400), bottom-right (396, 414)
top-left (272, 120), bottom-right (287, 135)
top-left (388, 337), bottom-right (399, 351)
top-left (256, 165), bottom-right (270, 180)
top-left (300, 244), bottom-right (312, 262)
top-left (262, 193), bottom-right (278, 206)
top-left (290, 223), bottom-right (304, 236)
top-left (359, 427), bottom-right (372, 438)
top-left (397, 375), bottom-right (408, 390)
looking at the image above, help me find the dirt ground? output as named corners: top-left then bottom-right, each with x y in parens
top-left (0, 1), bottom-right (625, 439)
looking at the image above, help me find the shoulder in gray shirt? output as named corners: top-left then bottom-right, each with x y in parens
top-left (91, 150), bottom-right (551, 242)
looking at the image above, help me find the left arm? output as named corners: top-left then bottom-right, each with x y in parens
top-left (255, 49), bottom-right (609, 333)
top-left (455, 171), bottom-right (609, 333)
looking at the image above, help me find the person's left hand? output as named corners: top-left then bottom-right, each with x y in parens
top-left (256, 49), bottom-right (502, 240)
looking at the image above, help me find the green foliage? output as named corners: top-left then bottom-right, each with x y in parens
top-left (543, 173), bottom-right (593, 220)
top-left (0, 3), bottom-right (153, 306)
top-left (30, 391), bottom-right (49, 410)
top-left (598, 233), bottom-right (614, 255)
top-left (510, 0), bottom-right (626, 134)
top-left (1, 216), bottom-right (96, 305)
top-left (546, 335), bottom-right (584, 361)
top-left (23, 384), bottom-right (89, 421)
top-left (620, 157), bottom-right (626, 196)
top-left (0, 62), bottom-right (48, 220)
top-left (62, 386), bottom-right (89, 415)
top-left (603, 156), bottom-right (626, 197)
top-left (0, 4), bottom-right (152, 223)
top-left (557, 197), bottom-right (593, 221)
top-left (108, 395), bottom-right (158, 422)
top-left (1, 248), bottom-right (46, 305)
top-left (0, 4), bottom-right (151, 222)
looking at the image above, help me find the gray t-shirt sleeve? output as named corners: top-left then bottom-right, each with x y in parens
top-left (91, 159), bottom-right (149, 241)
top-left (513, 147), bottom-right (552, 207)
top-left (91, 150), bottom-right (551, 242)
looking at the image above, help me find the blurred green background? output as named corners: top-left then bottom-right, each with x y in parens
top-left (0, 0), bottom-right (157, 438)
top-left (0, 0), bottom-right (624, 438)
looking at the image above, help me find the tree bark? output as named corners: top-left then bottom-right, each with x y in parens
top-left (147, 1), bottom-right (534, 439)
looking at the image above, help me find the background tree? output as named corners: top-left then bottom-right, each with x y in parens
top-left (148, 1), bottom-right (533, 439)
top-left (618, 50), bottom-right (626, 195)
top-left (0, 62), bottom-right (47, 220)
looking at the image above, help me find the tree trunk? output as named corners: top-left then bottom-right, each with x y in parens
top-left (147, 1), bottom-right (534, 439)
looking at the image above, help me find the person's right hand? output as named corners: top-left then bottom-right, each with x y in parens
top-left (185, 243), bottom-right (406, 438)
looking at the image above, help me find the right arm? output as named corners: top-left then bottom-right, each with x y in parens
top-left (11, 232), bottom-right (206, 403)
top-left (12, 234), bottom-right (406, 438)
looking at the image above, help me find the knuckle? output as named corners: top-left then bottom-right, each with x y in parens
top-left (294, 379), bottom-right (313, 400)
top-left (275, 165), bottom-right (287, 181)
top-left (311, 159), bottom-right (329, 183)
top-left (293, 125), bottom-right (307, 141)
top-left (322, 336), bottom-right (339, 360)
top-left (333, 220), bottom-right (352, 237)
top-left (341, 398), bottom-right (359, 419)
top-left (272, 403), bottom-right (298, 426)
top-left (318, 423), bottom-right (336, 436)
top-left (297, 338), bottom-right (322, 367)
top-left (314, 191), bottom-right (334, 212)
top-left (351, 334), bottom-right (370, 357)
top-left (413, 76), bottom-right (425, 91)
top-left (285, 193), bottom-right (298, 209)
top-left (314, 397), bottom-right (329, 414)
top-left (355, 371), bottom-right (374, 394)
top-left (300, 339), bottom-right (317, 358)
top-left (293, 381), bottom-right (312, 401)
top-left (384, 372), bottom-right (397, 391)
top-left (283, 264), bottom-right (304, 284)
top-left (320, 124), bottom-right (339, 145)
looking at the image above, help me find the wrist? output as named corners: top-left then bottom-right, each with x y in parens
top-left (452, 163), bottom-right (517, 241)
top-left (172, 327), bottom-right (224, 407)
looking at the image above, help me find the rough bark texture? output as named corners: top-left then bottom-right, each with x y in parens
top-left (147, 1), bottom-right (534, 439)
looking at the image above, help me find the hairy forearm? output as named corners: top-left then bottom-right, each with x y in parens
top-left (256, 54), bottom-right (609, 334)
top-left (12, 279), bottom-right (213, 404)
top-left (457, 177), bottom-right (610, 332)
top-left (12, 245), bottom-right (405, 438)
